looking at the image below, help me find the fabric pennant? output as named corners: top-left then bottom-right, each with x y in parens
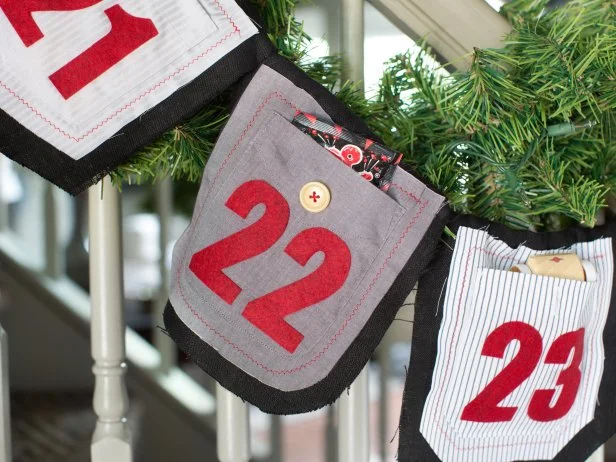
top-left (0, 0), bottom-right (273, 194)
top-left (399, 214), bottom-right (616, 462)
top-left (164, 55), bottom-right (450, 414)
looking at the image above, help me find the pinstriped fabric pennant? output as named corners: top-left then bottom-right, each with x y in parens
top-left (400, 215), bottom-right (616, 462)
top-left (0, 0), bottom-right (272, 194)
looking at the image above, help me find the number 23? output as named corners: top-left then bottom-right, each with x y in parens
top-left (461, 321), bottom-right (585, 423)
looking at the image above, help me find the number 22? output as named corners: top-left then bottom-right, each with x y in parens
top-left (461, 321), bottom-right (585, 423)
top-left (189, 180), bottom-right (352, 354)
top-left (0, 1), bottom-right (158, 99)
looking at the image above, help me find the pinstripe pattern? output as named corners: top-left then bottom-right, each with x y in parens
top-left (0, 0), bottom-right (258, 159)
top-left (419, 227), bottom-right (613, 461)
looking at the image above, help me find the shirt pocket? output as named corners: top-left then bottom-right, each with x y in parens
top-left (171, 105), bottom-right (448, 393)
top-left (181, 110), bottom-right (407, 344)
top-left (420, 229), bottom-right (611, 462)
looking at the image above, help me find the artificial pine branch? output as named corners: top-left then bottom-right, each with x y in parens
top-left (112, 0), bottom-right (616, 231)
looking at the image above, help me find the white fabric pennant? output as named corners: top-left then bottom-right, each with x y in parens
top-left (420, 226), bottom-right (613, 461)
top-left (0, 0), bottom-right (257, 159)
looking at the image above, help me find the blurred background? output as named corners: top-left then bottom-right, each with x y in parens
top-left (0, 0), bottom-right (614, 461)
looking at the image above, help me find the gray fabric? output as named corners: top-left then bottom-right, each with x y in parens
top-left (169, 65), bottom-right (446, 391)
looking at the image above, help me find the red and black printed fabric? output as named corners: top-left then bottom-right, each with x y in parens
top-left (291, 112), bottom-right (402, 191)
top-left (399, 214), bottom-right (616, 462)
top-left (0, 0), bottom-right (273, 194)
top-left (163, 54), bottom-right (450, 414)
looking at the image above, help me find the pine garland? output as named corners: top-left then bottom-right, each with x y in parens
top-left (112, 0), bottom-right (616, 231)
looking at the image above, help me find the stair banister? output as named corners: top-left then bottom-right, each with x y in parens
top-left (88, 176), bottom-right (133, 462)
top-left (368, 0), bottom-right (511, 69)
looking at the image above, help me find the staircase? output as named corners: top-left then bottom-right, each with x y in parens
top-left (0, 173), bottom-right (218, 462)
top-left (0, 1), bottom-right (611, 461)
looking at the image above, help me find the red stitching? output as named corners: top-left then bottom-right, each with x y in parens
top-left (0, 0), bottom-right (240, 142)
top-left (0, 80), bottom-right (75, 139)
top-left (213, 0), bottom-right (240, 33)
top-left (437, 418), bottom-right (559, 450)
top-left (433, 245), bottom-right (605, 450)
top-left (176, 92), bottom-right (430, 374)
top-left (390, 183), bottom-right (422, 203)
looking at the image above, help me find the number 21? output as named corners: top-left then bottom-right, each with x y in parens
top-left (0, 1), bottom-right (158, 99)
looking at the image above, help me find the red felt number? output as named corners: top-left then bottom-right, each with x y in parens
top-left (528, 328), bottom-right (585, 421)
top-left (190, 180), bottom-right (352, 352)
top-left (242, 228), bottom-right (351, 353)
top-left (189, 180), bottom-right (290, 305)
top-left (461, 322), bottom-right (543, 422)
top-left (1, 1), bottom-right (158, 99)
top-left (0, 0), bottom-right (103, 46)
top-left (461, 322), bottom-right (585, 423)
top-left (49, 5), bottom-right (158, 99)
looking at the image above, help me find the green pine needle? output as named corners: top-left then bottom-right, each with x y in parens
top-left (111, 0), bottom-right (616, 231)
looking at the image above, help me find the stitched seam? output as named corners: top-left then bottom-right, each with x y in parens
top-left (0, 0), bottom-right (240, 142)
top-left (433, 245), bottom-right (605, 450)
top-left (390, 183), bottom-right (422, 203)
top-left (177, 191), bottom-right (428, 375)
top-left (176, 92), bottom-right (430, 374)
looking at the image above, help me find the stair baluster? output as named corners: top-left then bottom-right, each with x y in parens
top-left (44, 183), bottom-right (64, 279)
top-left (0, 158), bottom-right (8, 232)
top-left (337, 1), bottom-right (370, 460)
top-left (154, 177), bottom-right (176, 373)
top-left (588, 445), bottom-right (605, 462)
top-left (0, 324), bottom-right (10, 462)
top-left (338, 367), bottom-right (370, 462)
top-left (217, 383), bottom-right (250, 462)
top-left (88, 176), bottom-right (133, 462)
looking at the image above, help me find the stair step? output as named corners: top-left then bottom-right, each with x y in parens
top-left (11, 391), bottom-right (143, 462)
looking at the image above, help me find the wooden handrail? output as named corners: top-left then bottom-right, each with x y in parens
top-left (369, 0), bottom-right (511, 69)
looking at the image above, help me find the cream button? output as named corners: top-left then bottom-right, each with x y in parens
top-left (300, 182), bottom-right (331, 213)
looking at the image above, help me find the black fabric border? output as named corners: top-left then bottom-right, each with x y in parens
top-left (399, 214), bottom-right (616, 462)
top-left (0, 33), bottom-right (275, 195)
top-left (164, 205), bottom-right (451, 414)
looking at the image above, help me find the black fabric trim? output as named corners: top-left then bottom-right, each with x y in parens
top-left (262, 56), bottom-right (376, 141)
top-left (0, 34), bottom-right (275, 195)
top-left (164, 205), bottom-right (451, 414)
top-left (399, 214), bottom-right (616, 462)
